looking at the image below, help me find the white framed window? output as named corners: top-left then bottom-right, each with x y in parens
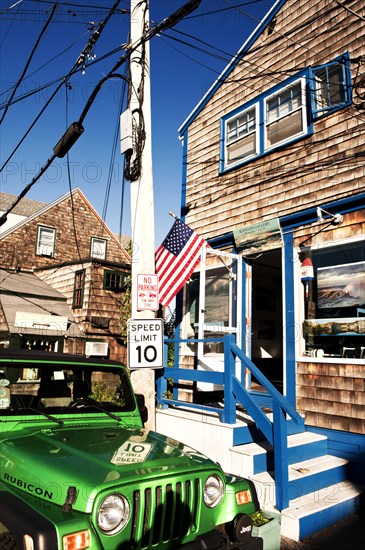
top-left (221, 54), bottom-right (351, 172)
top-left (264, 78), bottom-right (307, 149)
top-left (299, 238), bottom-right (365, 360)
top-left (91, 237), bottom-right (107, 259)
top-left (225, 104), bottom-right (259, 167)
top-left (36, 225), bottom-right (56, 257)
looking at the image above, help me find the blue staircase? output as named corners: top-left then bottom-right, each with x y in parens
top-left (229, 417), bottom-right (361, 541)
top-left (156, 334), bottom-right (362, 542)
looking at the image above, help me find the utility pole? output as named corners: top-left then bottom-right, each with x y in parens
top-left (123, 0), bottom-right (202, 431)
top-left (127, 0), bottom-right (156, 430)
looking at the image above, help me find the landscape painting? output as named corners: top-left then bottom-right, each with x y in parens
top-left (317, 261), bottom-right (365, 310)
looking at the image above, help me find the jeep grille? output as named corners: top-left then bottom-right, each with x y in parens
top-left (131, 478), bottom-right (200, 548)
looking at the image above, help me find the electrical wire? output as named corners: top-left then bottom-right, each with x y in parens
top-left (31, 0), bottom-right (128, 13)
top-left (335, 0), bottom-right (365, 22)
top-left (2, 0), bottom-right (361, 112)
top-left (0, 1), bottom-right (58, 125)
top-left (0, 154), bottom-right (56, 227)
top-left (222, 0), bottom-right (356, 72)
top-left (0, 0), bottom-right (22, 47)
top-left (0, 0), bottom-right (123, 222)
top-left (0, 0), bottom-right (129, 22)
top-left (65, 82), bottom-right (84, 266)
top-left (2, 0), bottom-right (363, 227)
top-left (101, 65), bottom-right (128, 225)
top-left (0, 0), bottom-right (122, 175)
top-left (0, 31), bottom-right (89, 99)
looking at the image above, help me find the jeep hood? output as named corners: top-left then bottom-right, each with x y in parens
top-left (1, 424), bottom-right (216, 512)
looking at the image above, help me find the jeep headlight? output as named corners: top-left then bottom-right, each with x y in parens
top-left (98, 494), bottom-right (130, 535)
top-left (203, 475), bottom-right (224, 508)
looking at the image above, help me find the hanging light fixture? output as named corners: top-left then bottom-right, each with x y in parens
top-left (316, 207), bottom-right (343, 225)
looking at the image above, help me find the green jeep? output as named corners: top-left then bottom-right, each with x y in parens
top-left (0, 350), bottom-right (262, 550)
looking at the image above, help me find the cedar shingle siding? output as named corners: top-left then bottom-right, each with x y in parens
top-left (181, 0), bottom-right (364, 434)
top-left (183, 0), bottom-right (364, 239)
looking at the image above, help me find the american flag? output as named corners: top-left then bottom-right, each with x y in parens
top-left (155, 218), bottom-right (207, 307)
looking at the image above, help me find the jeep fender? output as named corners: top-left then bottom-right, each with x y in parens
top-left (0, 491), bottom-right (58, 550)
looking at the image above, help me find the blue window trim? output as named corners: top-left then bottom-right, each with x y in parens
top-left (309, 52), bottom-right (352, 119)
top-left (220, 53), bottom-right (351, 174)
top-left (220, 71), bottom-right (311, 173)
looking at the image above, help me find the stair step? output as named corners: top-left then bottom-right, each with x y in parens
top-left (231, 432), bottom-right (328, 475)
top-left (250, 455), bottom-right (349, 506)
top-left (288, 454), bottom-right (348, 494)
top-left (281, 480), bottom-right (362, 541)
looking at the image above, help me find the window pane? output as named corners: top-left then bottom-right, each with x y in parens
top-left (227, 133), bottom-right (256, 164)
top-left (91, 238), bottom-right (107, 259)
top-left (226, 107), bottom-right (257, 165)
top-left (302, 241), bottom-right (365, 358)
top-left (227, 108), bottom-right (256, 142)
top-left (267, 83), bottom-right (302, 123)
top-left (104, 270), bottom-right (125, 291)
top-left (186, 273), bottom-right (200, 338)
top-left (266, 109), bottom-right (303, 147)
top-left (37, 227), bottom-right (55, 256)
top-left (313, 63), bottom-right (347, 114)
top-left (73, 270), bottom-right (85, 308)
top-left (204, 268), bottom-right (230, 325)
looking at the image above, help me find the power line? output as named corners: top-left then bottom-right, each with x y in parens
top-left (0, 1), bottom-right (58, 124)
top-left (0, 0), bottom-right (123, 175)
top-left (0, 0), bottom-right (202, 226)
top-left (335, 0), bottom-right (365, 22)
top-left (0, 0), bottom-right (123, 223)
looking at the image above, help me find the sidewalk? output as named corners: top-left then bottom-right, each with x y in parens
top-left (280, 511), bottom-right (365, 549)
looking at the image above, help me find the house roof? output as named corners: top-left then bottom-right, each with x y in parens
top-left (0, 269), bottom-right (81, 337)
top-left (178, 0), bottom-right (285, 135)
top-left (0, 192), bottom-right (47, 217)
top-left (0, 188), bottom-right (130, 263)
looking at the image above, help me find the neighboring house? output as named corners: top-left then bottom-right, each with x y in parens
top-left (0, 268), bottom-right (81, 351)
top-left (156, 0), bottom-right (364, 541)
top-left (0, 193), bottom-right (47, 234)
top-left (0, 189), bottom-right (131, 362)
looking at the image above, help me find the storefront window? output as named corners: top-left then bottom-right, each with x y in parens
top-left (302, 240), bottom-right (365, 359)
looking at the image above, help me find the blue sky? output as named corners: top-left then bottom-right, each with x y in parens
top-left (0, 0), bottom-right (275, 246)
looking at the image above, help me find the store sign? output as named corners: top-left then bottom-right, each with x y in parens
top-left (14, 312), bottom-right (68, 333)
top-left (233, 218), bottom-right (283, 256)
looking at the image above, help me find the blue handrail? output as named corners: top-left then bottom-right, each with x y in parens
top-left (156, 333), bottom-right (304, 510)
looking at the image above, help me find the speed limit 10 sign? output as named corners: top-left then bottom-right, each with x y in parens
top-left (127, 319), bottom-right (164, 369)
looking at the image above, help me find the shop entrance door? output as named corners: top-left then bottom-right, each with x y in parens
top-left (248, 249), bottom-right (283, 391)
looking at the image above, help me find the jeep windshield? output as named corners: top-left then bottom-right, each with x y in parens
top-left (0, 356), bottom-right (136, 418)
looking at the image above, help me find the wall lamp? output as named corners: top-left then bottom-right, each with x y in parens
top-left (316, 207), bottom-right (343, 225)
